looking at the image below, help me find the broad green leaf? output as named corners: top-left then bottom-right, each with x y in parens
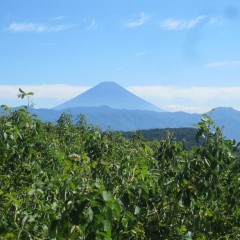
top-left (134, 206), bottom-right (140, 215)
top-left (21, 215), bottom-right (28, 227)
top-left (104, 219), bottom-right (111, 232)
top-left (28, 189), bottom-right (36, 196)
top-left (102, 191), bottom-right (112, 201)
top-left (5, 194), bottom-right (20, 206)
top-left (87, 207), bottom-right (93, 221)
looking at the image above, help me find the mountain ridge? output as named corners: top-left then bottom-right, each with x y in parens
top-left (25, 105), bottom-right (240, 142)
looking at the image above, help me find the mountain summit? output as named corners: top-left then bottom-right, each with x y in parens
top-left (54, 82), bottom-right (161, 111)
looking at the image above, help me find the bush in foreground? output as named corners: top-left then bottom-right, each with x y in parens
top-left (0, 105), bottom-right (240, 239)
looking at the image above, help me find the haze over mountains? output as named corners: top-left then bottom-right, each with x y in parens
top-left (5, 82), bottom-right (240, 142)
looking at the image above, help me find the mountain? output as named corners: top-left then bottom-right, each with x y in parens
top-left (30, 105), bottom-right (201, 130)
top-left (206, 107), bottom-right (240, 141)
top-left (26, 106), bottom-right (240, 142)
top-left (54, 82), bottom-right (161, 112)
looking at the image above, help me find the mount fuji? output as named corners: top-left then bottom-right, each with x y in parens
top-left (54, 82), bottom-right (161, 112)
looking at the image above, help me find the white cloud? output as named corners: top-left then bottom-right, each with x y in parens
top-left (205, 61), bottom-right (240, 69)
top-left (160, 15), bottom-right (207, 30)
top-left (53, 16), bottom-right (66, 20)
top-left (127, 85), bottom-right (240, 113)
top-left (128, 85), bottom-right (240, 101)
top-left (87, 19), bottom-right (98, 31)
top-left (23, 84), bottom-right (89, 100)
top-left (124, 12), bottom-right (148, 28)
top-left (7, 22), bottom-right (75, 33)
top-left (167, 105), bottom-right (207, 113)
top-left (208, 17), bottom-right (219, 25)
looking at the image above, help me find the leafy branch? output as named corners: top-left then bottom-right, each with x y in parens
top-left (17, 88), bottom-right (34, 108)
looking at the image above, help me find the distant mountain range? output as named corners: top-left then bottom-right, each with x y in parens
top-left (26, 105), bottom-right (240, 141)
top-left (3, 82), bottom-right (240, 142)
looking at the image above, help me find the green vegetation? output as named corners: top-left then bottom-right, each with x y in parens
top-left (122, 128), bottom-right (199, 149)
top-left (1, 94), bottom-right (240, 239)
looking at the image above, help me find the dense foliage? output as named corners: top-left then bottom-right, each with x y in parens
top-left (1, 103), bottom-right (240, 239)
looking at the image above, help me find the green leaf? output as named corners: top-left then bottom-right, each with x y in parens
top-left (5, 194), bottom-right (20, 206)
top-left (3, 132), bottom-right (7, 140)
top-left (37, 188), bottom-right (44, 195)
top-left (111, 201), bottom-right (121, 219)
top-left (19, 88), bottom-right (25, 93)
top-left (104, 219), bottom-right (111, 232)
top-left (27, 189), bottom-right (36, 196)
top-left (87, 207), bottom-right (93, 221)
top-left (102, 191), bottom-right (112, 201)
top-left (124, 210), bottom-right (135, 220)
top-left (4, 233), bottom-right (15, 239)
top-left (97, 231), bottom-right (110, 238)
top-left (180, 225), bottom-right (187, 232)
top-left (21, 215), bottom-right (28, 227)
top-left (121, 217), bottom-right (128, 229)
top-left (134, 206), bottom-right (140, 215)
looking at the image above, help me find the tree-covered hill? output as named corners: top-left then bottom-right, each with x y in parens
top-left (122, 127), bottom-right (198, 148)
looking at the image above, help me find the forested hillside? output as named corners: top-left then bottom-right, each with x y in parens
top-left (122, 128), bottom-right (198, 148)
top-left (1, 104), bottom-right (240, 239)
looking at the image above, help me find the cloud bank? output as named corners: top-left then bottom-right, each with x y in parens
top-left (1, 84), bottom-right (240, 113)
top-left (127, 85), bottom-right (240, 113)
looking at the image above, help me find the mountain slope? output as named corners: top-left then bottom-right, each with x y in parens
top-left (54, 82), bottom-right (161, 111)
top-left (207, 107), bottom-right (240, 141)
top-left (30, 106), bottom-right (200, 130)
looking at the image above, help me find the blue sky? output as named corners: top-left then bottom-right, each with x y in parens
top-left (0, 0), bottom-right (240, 113)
